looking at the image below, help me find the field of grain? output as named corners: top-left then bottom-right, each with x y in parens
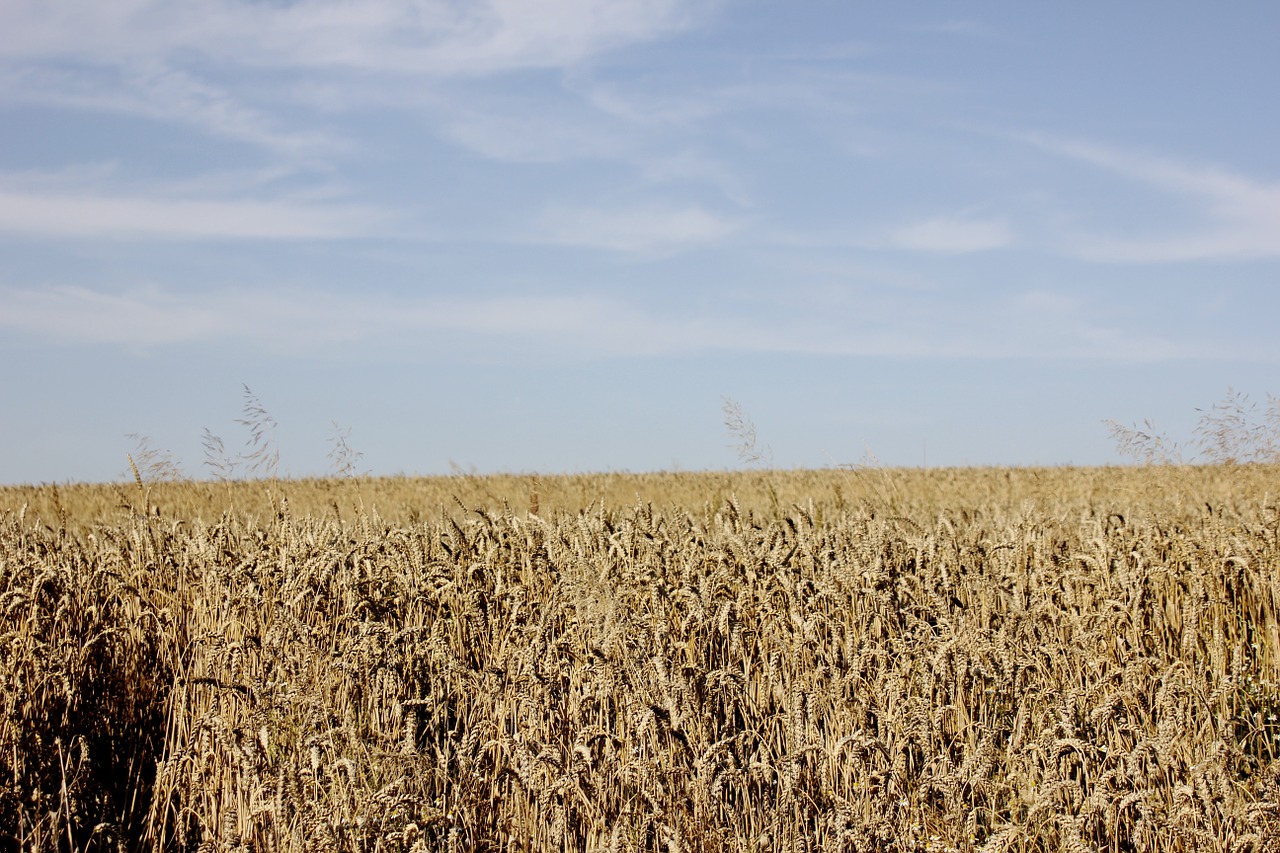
top-left (2, 466), bottom-right (1279, 852)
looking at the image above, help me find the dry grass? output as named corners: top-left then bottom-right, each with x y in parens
top-left (2, 465), bottom-right (1279, 851)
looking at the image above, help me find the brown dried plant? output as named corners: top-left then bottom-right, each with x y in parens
top-left (1106, 386), bottom-right (1280, 466)
top-left (1, 466), bottom-right (1279, 852)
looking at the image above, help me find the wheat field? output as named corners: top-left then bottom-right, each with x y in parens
top-left (2, 466), bottom-right (1279, 851)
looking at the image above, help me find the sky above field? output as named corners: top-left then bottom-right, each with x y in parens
top-left (2, 1), bottom-right (1279, 484)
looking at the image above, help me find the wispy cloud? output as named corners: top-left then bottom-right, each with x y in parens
top-left (0, 63), bottom-right (336, 155)
top-left (1025, 134), bottom-right (1280, 262)
top-left (439, 105), bottom-right (628, 163)
top-left (0, 283), bottom-right (230, 345)
top-left (564, 65), bottom-right (886, 133)
top-left (882, 216), bottom-right (1013, 253)
top-left (639, 150), bottom-right (752, 206)
top-left (570, 74), bottom-right (729, 126)
top-left (0, 186), bottom-right (385, 240)
top-left (0, 0), bottom-right (710, 76)
top-left (911, 20), bottom-right (1002, 39)
top-left (999, 290), bottom-right (1185, 361)
top-left (0, 283), bottom-right (774, 356)
top-left (0, 0), bottom-right (716, 174)
top-left (0, 281), bottom-right (1233, 364)
top-left (532, 203), bottom-right (739, 254)
top-left (775, 216), bottom-right (1014, 254)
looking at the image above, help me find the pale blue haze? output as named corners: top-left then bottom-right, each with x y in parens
top-left (1, 2), bottom-right (1277, 483)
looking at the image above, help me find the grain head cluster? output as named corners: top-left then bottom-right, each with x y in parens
top-left (1, 467), bottom-right (1279, 852)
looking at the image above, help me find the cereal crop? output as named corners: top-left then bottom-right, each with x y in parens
top-left (2, 466), bottom-right (1278, 851)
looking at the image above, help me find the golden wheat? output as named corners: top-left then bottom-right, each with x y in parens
top-left (0, 466), bottom-right (1278, 851)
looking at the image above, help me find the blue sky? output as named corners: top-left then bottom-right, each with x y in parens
top-left (2, 1), bottom-right (1278, 484)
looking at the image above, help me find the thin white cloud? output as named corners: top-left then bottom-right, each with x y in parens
top-left (0, 187), bottom-right (384, 239)
top-left (770, 216), bottom-right (1014, 254)
top-left (1011, 290), bottom-right (1077, 315)
top-left (564, 66), bottom-right (885, 133)
top-left (440, 107), bottom-right (627, 163)
top-left (883, 217), bottom-right (1013, 253)
top-left (0, 0), bottom-right (715, 173)
top-left (1025, 134), bottom-right (1280, 262)
top-left (0, 281), bottom-right (1239, 364)
top-left (999, 289), bottom-right (1186, 361)
top-left (0, 283), bottom-right (229, 345)
top-left (571, 75), bottom-right (728, 126)
top-left (0, 283), bottom-right (777, 356)
top-left (0, 0), bottom-right (709, 76)
top-left (0, 162), bottom-right (338, 200)
top-left (0, 63), bottom-right (336, 155)
top-left (533, 203), bottom-right (738, 254)
top-left (639, 150), bottom-right (752, 206)
top-left (912, 20), bottom-right (1001, 39)
top-left (123, 62), bottom-right (337, 153)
